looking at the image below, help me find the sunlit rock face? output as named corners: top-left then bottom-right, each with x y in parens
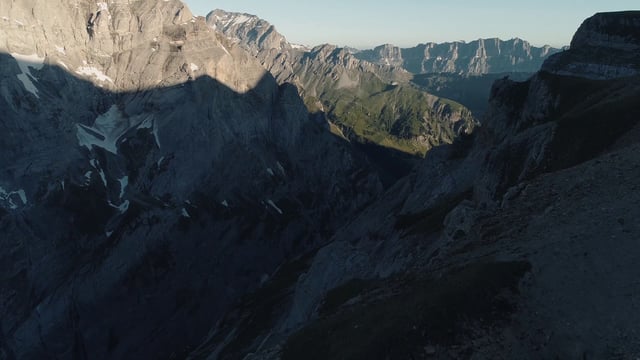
top-left (542, 11), bottom-right (640, 79)
top-left (0, 1), bottom-right (382, 358)
top-left (356, 38), bottom-right (560, 75)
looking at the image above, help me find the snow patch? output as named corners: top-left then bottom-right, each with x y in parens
top-left (75, 66), bottom-right (114, 83)
top-left (76, 105), bottom-right (128, 154)
top-left (157, 156), bottom-right (165, 166)
top-left (109, 200), bottom-right (129, 214)
top-left (55, 45), bottom-right (66, 55)
top-left (266, 168), bottom-right (274, 176)
top-left (14, 20), bottom-right (24, 26)
top-left (58, 61), bottom-right (69, 70)
top-left (10, 53), bottom-right (45, 98)
top-left (221, 200), bottom-right (229, 207)
top-left (106, 230), bottom-right (113, 237)
top-left (90, 159), bottom-right (107, 187)
top-left (84, 170), bottom-right (93, 185)
top-left (190, 63), bottom-right (199, 72)
top-left (135, 114), bottom-right (160, 147)
top-left (61, 180), bottom-right (65, 190)
top-left (267, 200), bottom-right (283, 215)
top-left (276, 162), bottom-right (286, 175)
top-left (118, 176), bottom-right (128, 199)
top-left (97, 2), bottom-right (108, 11)
top-left (181, 208), bottom-right (190, 218)
top-left (2, 186), bottom-right (29, 209)
top-left (231, 14), bottom-right (252, 25)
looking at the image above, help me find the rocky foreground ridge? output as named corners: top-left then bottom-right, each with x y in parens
top-left (194, 11), bottom-right (640, 360)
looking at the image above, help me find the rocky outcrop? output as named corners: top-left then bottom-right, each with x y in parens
top-left (0, 1), bottom-right (382, 359)
top-left (357, 38), bottom-right (560, 75)
top-left (542, 11), bottom-right (640, 79)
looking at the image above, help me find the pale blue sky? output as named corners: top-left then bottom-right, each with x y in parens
top-left (184, 1), bottom-right (638, 49)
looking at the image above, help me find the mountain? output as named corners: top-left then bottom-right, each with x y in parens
top-left (542, 11), bottom-right (640, 79)
top-left (0, 1), bottom-right (382, 358)
top-left (356, 39), bottom-right (561, 75)
top-left (191, 11), bottom-right (640, 359)
top-left (207, 10), bottom-right (477, 158)
top-left (3, 3), bottom-right (640, 360)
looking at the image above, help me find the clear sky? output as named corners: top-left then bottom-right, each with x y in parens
top-left (184, 1), bottom-right (639, 49)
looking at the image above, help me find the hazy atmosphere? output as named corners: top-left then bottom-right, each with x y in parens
top-left (186, 0), bottom-right (638, 48)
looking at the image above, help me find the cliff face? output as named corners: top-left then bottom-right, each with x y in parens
top-left (542, 11), bottom-right (640, 79)
top-left (0, 1), bottom-right (382, 359)
top-left (197, 12), bottom-right (640, 359)
top-left (357, 38), bottom-right (560, 75)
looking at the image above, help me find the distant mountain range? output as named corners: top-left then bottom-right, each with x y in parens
top-left (355, 39), bottom-right (561, 75)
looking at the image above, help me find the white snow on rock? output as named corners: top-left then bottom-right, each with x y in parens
top-left (89, 159), bottom-right (107, 186)
top-left (0, 186), bottom-right (28, 210)
top-left (190, 63), bottom-right (199, 71)
top-left (84, 170), bottom-right (93, 185)
top-left (10, 53), bottom-right (45, 98)
top-left (55, 46), bottom-right (66, 55)
top-left (75, 66), bottom-right (114, 83)
top-left (266, 168), bottom-right (274, 176)
top-left (97, 2), bottom-right (109, 11)
top-left (267, 199), bottom-right (283, 214)
top-left (221, 200), bottom-right (229, 207)
top-left (231, 14), bottom-right (252, 25)
top-left (181, 208), bottom-right (191, 218)
top-left (109, 200), bottom-right (129, 214)
top-left (118, 176), bottom-right (128, 199)
top-left (136, 115), bottom-right (161, 148)
top-left (76, 105), bottom-right (129, 154)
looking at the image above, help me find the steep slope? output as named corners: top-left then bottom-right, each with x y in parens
top-left (357, 39), bottom-right (561, 75)
top-left (194, 11), bottom-right (640, 359)
top-left (0, 1), bottom-right (382, 359)
top-left (207, 10), bottom-right (477, 157)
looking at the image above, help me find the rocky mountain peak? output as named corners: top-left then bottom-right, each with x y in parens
top-left (356, 38), bottom-right (561, 75)
top-left (0, 0), bottom-right (271, 94)
top-left (542, 11), bottom-right (640, 79)
top-left (571, 11), bottom-right (640, 50)
top-left (206, 9), bottom-right (291, 54)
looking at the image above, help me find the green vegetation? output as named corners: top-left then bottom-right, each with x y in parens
top-left (302, 72), bottom-right (474, 157)
top-left (282, 261), bottom-right (532, 360)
